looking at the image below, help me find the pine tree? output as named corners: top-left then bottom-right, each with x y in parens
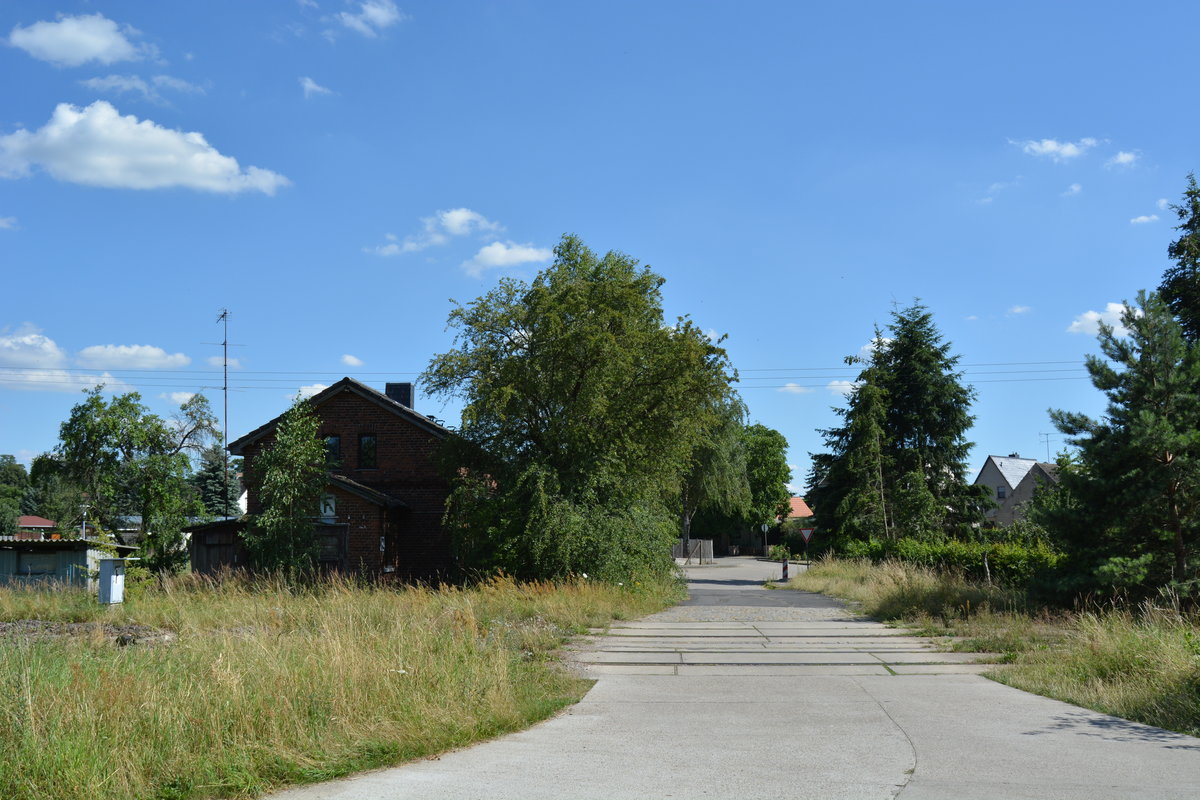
top-left (191, 444), bottom-right (242, 518)
top-left (1158, 174), bottom-right (1200, 341)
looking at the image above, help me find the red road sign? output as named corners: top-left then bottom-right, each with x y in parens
top-left (800, 528), bottom-right (815, 544)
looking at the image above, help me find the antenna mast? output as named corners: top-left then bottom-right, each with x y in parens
top-left (216, 309), bottom-right (231, 518)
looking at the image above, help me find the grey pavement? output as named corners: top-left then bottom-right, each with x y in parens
top-left (268, 557), bottom-right (1200, 799)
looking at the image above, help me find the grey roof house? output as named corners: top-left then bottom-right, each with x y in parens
top-left (972, 454), bottom-right (1059, 526)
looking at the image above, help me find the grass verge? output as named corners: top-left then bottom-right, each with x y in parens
top-left (0, 573), bottom-right (682, 800)
top-left (788, 557), bottom-right (1200, 737)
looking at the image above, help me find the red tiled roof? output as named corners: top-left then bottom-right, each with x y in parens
top-left (17, 515), bottom-right (56, 528)
top-left (788, 497), bottom-right (813, 518)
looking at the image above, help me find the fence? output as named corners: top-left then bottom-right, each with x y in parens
top-left (672, 538), bottom-right (713, 564)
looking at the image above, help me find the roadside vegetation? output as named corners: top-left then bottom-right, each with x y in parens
top-left (0, 572), bottom-right (682, 800)
top-left (789, 558), bottom-right (1200, 737)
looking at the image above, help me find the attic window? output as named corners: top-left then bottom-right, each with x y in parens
top-left (359, 434), bottom-right (377, 469)
top-left (324, 436), bottom-right (341, 465)
top-left (997, 486), bottom-right (1007, 500)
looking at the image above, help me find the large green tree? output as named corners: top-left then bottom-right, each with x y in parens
top-left (244, 399), bottom-right (327, 572)
top-left (1049, 292), bottom-right (1200, 593)
top-left (423, 234), bottom-right (736, 580)
top-left (679, 398), bottom-right (752, 547)
top-left (1158, 174), bottom-right (1200, 341)
top-left (56, 389), bottom-right (217, 570)
top-left (0, 455), bottom-right (27, 535)
top-left (809, 303), bottom-right (983, 542)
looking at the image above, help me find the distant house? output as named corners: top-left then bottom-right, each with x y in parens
top-left (785, 497), bottom-right (814, 523)
top-left (189, 379), bottom-right (453, 580)
top-left (1, 516), bottom-right (137, 587)
top-left (972, 454), bottom-right (1058, 525)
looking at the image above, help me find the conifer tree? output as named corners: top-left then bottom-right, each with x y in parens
top-left (1158, 174), bottom-right (1200, 341)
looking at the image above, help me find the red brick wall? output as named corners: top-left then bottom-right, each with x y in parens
top-left (239, 390), bottom-right (452, 580)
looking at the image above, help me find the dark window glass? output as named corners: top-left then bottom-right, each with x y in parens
top-left (359, 434), bottom-right (378, 469)
top-left (323, 435), bottom-right (341, 464)
top-left (997, 486), bottom-right (1006, 500)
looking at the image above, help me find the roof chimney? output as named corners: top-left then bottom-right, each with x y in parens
top-left (385, 382), bottom-right (413, 408)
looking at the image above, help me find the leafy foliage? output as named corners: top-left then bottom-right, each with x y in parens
top-left (424, 234), bottom-right (736, 580)
top-left (244, 400), bottom-right (326, 572)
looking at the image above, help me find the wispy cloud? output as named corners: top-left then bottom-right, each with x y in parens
top-left (0, 101), bottom-right (289, 194)
top-left (160, 391), bottom-right (196, 405)
top-left (1130, 214), bottom-right (1159, 225)
top-left (1008, 305), bottom-right (1032, 315)
top-left (462, 241), bottom-right (553, 277)
top-left (9, 13), bottom-right (158, 67)
top-left (1011, 137), bottom-right (1097, 162)
top-left (1157, 198), bottom-right (1171, 211)
top-left (336, 0), bottom-right (406, 37)
top-left (1062, 183), bottom-right (1082, 196)
top-left (80, 74), bottom-right (205, 104)
top-left (1068, 302), bottom-right (1140, 337)
top-left (828, 380), bottom-right (858, 396)
top-left (76, 344), bottom-right (190, 369)
top-left (300, 76), bottom-right (332, 98)
top-left (777, 383), bottom-right (813, 395)
top-left (367, 208), bottom-right (503, 256)
top-left (341, 354), bottom-right (363, 366)
top-left (0, 217), bottom-right (16, 230)
top-left (1105, 151), bottom-right (1138, 169)
top-left (207, 355), bottom-right (241, 369)
top-left (977, 177), bottom-right (1021, 205)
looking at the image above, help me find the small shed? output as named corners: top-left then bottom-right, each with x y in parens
top-left (0, 535), bottom-right (138, 588)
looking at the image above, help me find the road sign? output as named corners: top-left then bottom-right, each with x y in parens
top-left (800, 528), bottom-right (815, 544)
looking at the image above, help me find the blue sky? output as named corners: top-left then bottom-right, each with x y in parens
top-left (1, 1), bottom-right (1196, 493)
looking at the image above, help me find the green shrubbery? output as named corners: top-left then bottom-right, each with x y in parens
top-left (840, 537), bottom-right (1061, 586)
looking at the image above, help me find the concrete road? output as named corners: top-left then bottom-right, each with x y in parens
top-left (269, 557), bottom-right (1200, 799)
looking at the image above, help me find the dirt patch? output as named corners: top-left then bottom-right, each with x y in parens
top-left (0, 619), bottom-right (175, 646)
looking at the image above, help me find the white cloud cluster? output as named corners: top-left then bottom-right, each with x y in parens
top-left (341, 354), bottom-right (364, 366)
top-left (1130, 214), bottom-right (1159, 225)
top-left (1012, 137), bottom-right (1097, 161)
top-left (161, 391), bottom-right (196, 405)
top-left (461, 241), bottom-right (553, 277)
top-left (0, 325), bottom-right (126, 392)
top-left (9, 13), bottom-right (157, 67)
top-left (80, 74), bottom-right (204, 104)
top-left (337, 0), bottom-right (406, 37)
top-left (369, 208), bottom-right (503, 256)
top-left (828, 380), bottom-right (858, 396)
top-left (1067, 302), bottom-right (1141, 337)
top-left (300, 76), bottom-right (332, 98)
top-left (76, 344), bottom-right (190, 369)
top-left (297, 383), bottom-right (329, 399)
top-left (0, 101), bottom-right (289, 194)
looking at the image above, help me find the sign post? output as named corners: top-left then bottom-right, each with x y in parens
top-left (759, 523), bottom-right (769, 557)
top-left (799, 528), bottom-right (815, 564)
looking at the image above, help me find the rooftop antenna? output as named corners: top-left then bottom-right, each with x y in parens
top-left (1038, 432), bottom-right (1059, 462)
top-left (216, 309), bottom-right (231, 518)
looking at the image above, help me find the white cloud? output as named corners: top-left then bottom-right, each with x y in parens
top-left (161, 391), bottom-right (196, 405)
top-left (341, 353), bottom-right (363, 366)
top-left (80, 74), bottom-right (204, 104)
top-left (1009, 305), bottom-right (1032, 315)
top-left (1062, 183), bottom-right (1082, 196)
top-left (1106, 151), bottom-right (1138, 168)
top-left (462, 241), bottom-right (554, 277)
top-left (0, 101), bottom-right (289, 194)
top-left (337, 0), bottom-right (406, 37)
top-left (0, 325), bottom-right (67, 368)
top-left (1130, 214), bottom-right (1159, 225)
top-left (9, 13), bottom-right (156, 67)
top-left (206, 355), bottom-right (241, 369)
top-left (978, 177), bottom-right (1020, 204)
top-left (858, 337), bottom-right (892, 360)
top-left (76, 344), bottom-right (190, 369)
top-left (828, 380), bottom-right (858, 396)
top-left (1011, 137), bottom-right (1097, 162)
top-left (0, 368), bottom-right (124, 393)
top-left (367, 208), bottom-right (503, 256)
top-left (297, 383), bottom-right (328, 399)
top-left (778, 383), bottom-right (813, 395)
top-left (0, 217), bottom-right (16, 230)
top-left (1067, 302), bottom-right (1141, 337)
top-left (1157, 198), bottom-right (1171, 211)
top-left (300, 76), bottom-right (332, 98)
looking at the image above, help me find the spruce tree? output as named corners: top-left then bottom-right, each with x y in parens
top-left (1158, 174), bottom-right (1200, 341)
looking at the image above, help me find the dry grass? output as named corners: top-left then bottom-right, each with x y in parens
top-left (0, 573), bottom-right (682, 800)
top-left (789, 557), bottom-right (1200, 737)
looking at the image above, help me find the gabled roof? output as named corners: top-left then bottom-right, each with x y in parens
top-left (788, 497), bottom-right (813, 518)
top-left (17, 515), bottom-right (56, 529)
top-left (228, 377), bottom-right (451, 455)
top-left (974, 455), bottom-right (1038, 490)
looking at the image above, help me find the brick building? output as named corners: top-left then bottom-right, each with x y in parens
top-left (189, 379), bottom-right (453, 580)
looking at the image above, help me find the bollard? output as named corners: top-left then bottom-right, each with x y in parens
top-left (782, 559), bottom-right (789, 582)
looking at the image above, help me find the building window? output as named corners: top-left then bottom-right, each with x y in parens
top-left (359, 434), bottom-right (378, 469)
top-left (997, 486), bottom-right (1007, 500)
top-left (323, 435), bottom-right (341, 465)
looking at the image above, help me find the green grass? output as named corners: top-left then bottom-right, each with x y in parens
top-left (788, 557), bottom-right (1200, 737)
top-left (0, 572), bottom-right (683, 800)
